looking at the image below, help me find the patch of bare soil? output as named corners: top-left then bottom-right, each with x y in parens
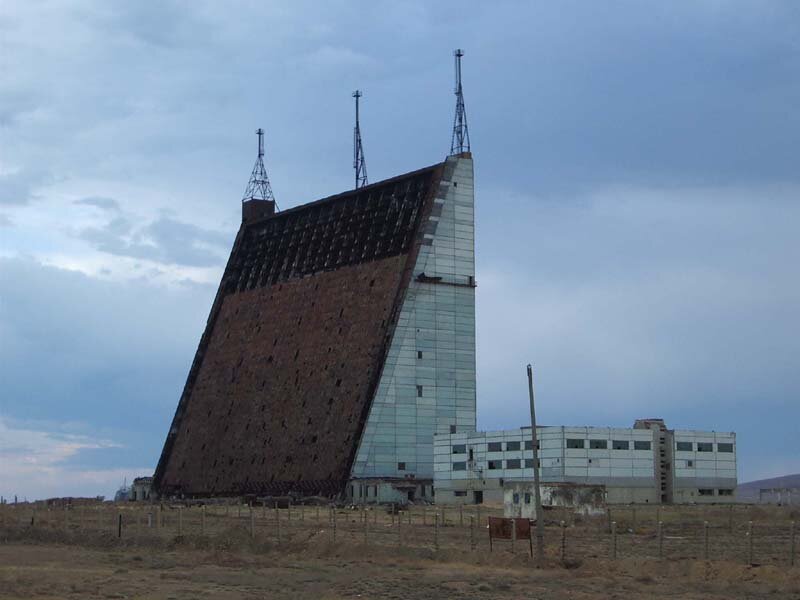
top-left (1, 540), bottom-right (799, 600)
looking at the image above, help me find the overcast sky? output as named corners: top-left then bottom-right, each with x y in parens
top-left (1, 1), bottom-right (798, 500)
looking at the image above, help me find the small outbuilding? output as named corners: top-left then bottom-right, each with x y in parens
top-left (504, 482), bottom-right (606, 519)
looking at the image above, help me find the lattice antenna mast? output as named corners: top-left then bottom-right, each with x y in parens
top-left (450, 49), bottom-right (471, 155)
top-left (242, 128), bottom-right (277, 206)
top-left (353, 90), bottom-right (368, 188)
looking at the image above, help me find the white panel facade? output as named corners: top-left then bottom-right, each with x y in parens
top-left (351, 155), bottom-right (476, 480)
top-left (434, 424), bottom-right (738, 505)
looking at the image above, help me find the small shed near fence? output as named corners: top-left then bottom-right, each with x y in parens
top-left (503, 481), bottom-right (606, 520)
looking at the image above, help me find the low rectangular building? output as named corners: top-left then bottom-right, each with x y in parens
top-left (433, 419), bottom-right (736, 505)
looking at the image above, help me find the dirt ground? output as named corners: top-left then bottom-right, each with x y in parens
top-left (1, 539), bottom-right (799, 600)
top-left (1, 503), bottom-right (798, 598)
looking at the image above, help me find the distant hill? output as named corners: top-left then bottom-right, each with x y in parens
top-left (736, 473), bottom-right (800, 503)
top-left (738, 474), bottom-right (800, 490)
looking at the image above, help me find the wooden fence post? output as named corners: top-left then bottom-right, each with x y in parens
top-left (469, 516), bottom-right (475, 551)
top-left (275, 503), bottom-right (280, 543)
top-left (459, 504), bottom-right (463, 527)
top-left (250, 504), bottom-right (255, 539)
top-left (117, 513), bottom-right (122, 539)
top-left (363, 510), bottom-right (368, 545)
top-left (611, 521), bottom-right (617, 560)
top-left (560, 520), bottom-right (566, 562)
top-left (703, 520), bottom-right (709, 560)
top-left (178, 507), bottom-right (183, 535)
top-left (790, 521), bottom-right (796, 567)
top-left (434, 513), bottom-right (439, 551)
top-left (201, 505), bottom-right (206, 535)
top-left (511, 518), bottom-right (516, 554)
top-left (658, 521), bottom-right (664, 559)
top-left (747, 520), bottom-right (754, 565)
top-left (397, 510), bottom-right (402, 546)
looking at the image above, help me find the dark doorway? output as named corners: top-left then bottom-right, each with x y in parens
top-left (473, 490), bottom-right (483, 504)
top-left (407, 489), bottom-right (415, 502)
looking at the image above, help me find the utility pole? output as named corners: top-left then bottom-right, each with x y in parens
top-left (527, 364), bottom-right (545, 566)
top-left (450, 49), bottom-right (471, 155)
top-left (353, 90), bottom-right (368, 189)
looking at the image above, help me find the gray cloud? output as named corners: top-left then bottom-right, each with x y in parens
top-left (2, 1), bottom-right (799, 493)
top-left (78, 213), bottom-right (230, 267)
top-left (0, 256), bottom-right (215, 490)
top-left (74, 196), bottom-right (120, 211)
top-left (0, 168), bottom-right (52, 205)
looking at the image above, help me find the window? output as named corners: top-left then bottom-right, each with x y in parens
top-left (397, 462), bottom-right (406, 471)
top-left (634, 441), bottom-right (651, 451)
top-left (524, 440), bottom-right (540, 450)
top-left (524, 458), bottom-right (539, 468)
top-left (417, 350), bottom-right (423, 359)
top-left (717, 443), bottom-right (734, 453)
top-left (506, 459), bottom-right (521, 469)
top-left (454, 490), bottom-right (467, 497)
top-left (589, 439), bottom-right (608, 449)
top-left (718, 489), bottom-right (733, 496)
top-left (686, 460), bottom-right (694, 468)
top-left (513, 493), bottom-right (520, 504)
top-left (697, 442), bottom-right (713, 452)
top-left (506, 441), bottom-right (521, 451)
top-left (524, 493), bottom-right (531, 504)
top-left (450, 425), bottom-right (457, 434)
top-left (676, 442), bottom-right (693, 452)
top-left (488, 460), bottom-right (501, 470)
top-left (416, 385), bottom-right (423, 397)
top-left (452, 444), bottom-right (466, 454)
top-left (612, 440), bottom-right (629, 450)
top-left (566, 439), bottom-right (585, 449)
top-left (468, 448), bottom-right (474, 461)
top-left (487, 442), bottom-right (503, 452)
top-left (452, 462), bottom-right (466, 471)
top-left (698, 488), bottom-right (714, 496)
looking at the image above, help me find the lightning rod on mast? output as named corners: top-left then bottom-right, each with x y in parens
top-left (450, 49), bottom-right (471, 155)
top-left (242, 128), bottom-right (277, 208)
top-left (353, 90), bottom-right (368, 189)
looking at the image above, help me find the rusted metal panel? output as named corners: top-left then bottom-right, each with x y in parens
top-left (154, 162), bottom-right (445, 497)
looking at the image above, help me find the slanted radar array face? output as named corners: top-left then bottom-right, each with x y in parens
top-left (154, 162), bottom-right (446, 497)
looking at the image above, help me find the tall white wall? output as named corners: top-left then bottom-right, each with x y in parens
top-left (351, 155), bottom-right (476, 480)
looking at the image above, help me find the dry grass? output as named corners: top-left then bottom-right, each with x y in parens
top-left (0, 502), bottom-right (798, 599)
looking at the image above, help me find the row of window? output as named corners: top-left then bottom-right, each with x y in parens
top-left (452, 439), bottom-right (655, 453)
top-left (676, 441), bottom-right (733, 453)
top-left (699, 488), bottom-right (734, 496)
top-left (453, 459), bottom-right (539, 471)
top-left (453, 440), bottom-right (540, 454)
top-left (451, 439), bottom-right (734, 454)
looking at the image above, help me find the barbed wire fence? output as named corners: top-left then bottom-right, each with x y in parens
top-left (0, 502), bottom-right (796, 567)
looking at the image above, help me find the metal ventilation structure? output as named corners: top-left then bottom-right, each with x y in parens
top-left (353, 90), bottom-right (368, 189)
top-left (450, 49), bottom-right (471, 155)
top-left (243, 128), bottom-right (277, 207)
